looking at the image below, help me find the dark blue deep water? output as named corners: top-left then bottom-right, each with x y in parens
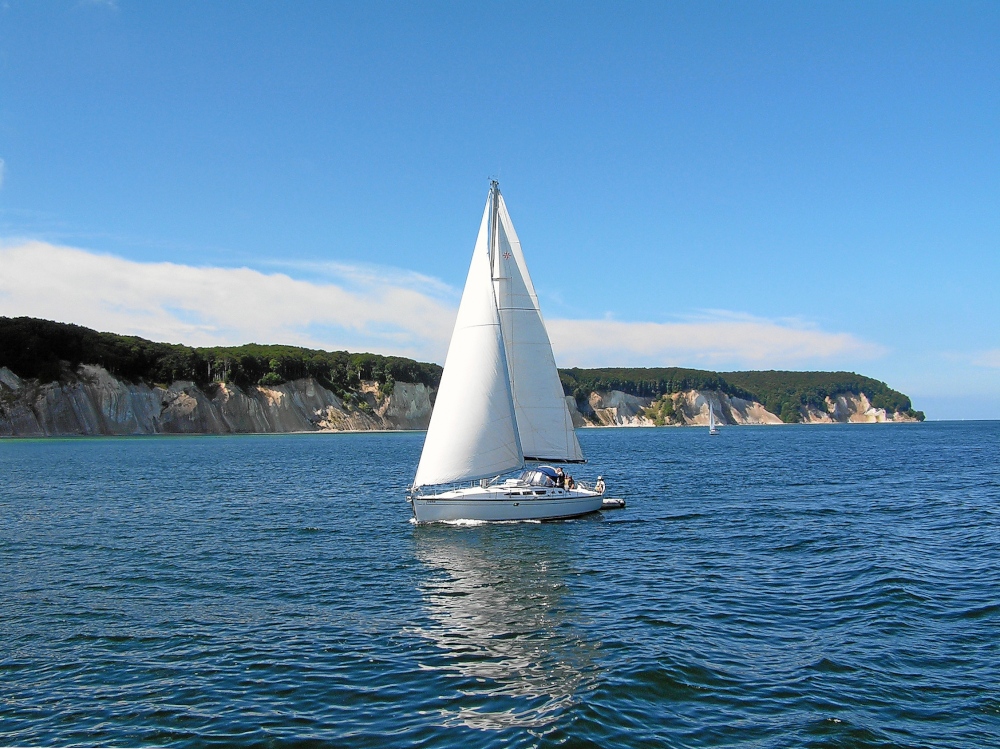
top-left (2, 423), bottom-right (998, 747)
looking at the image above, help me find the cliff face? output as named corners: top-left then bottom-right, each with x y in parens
top-left (566, 388), bottom-right (920, 427)
top-left (0, 365), bottom-right (432, 437)
top-left (0, 364), bottom-right (919, 437)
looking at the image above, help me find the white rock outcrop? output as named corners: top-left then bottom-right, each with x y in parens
top-left (565, 387), bottom-right (918, 428)
top-left (0, 365), bottom-right (433, 436)
top-left (0, 365), bottom-right (919, 437)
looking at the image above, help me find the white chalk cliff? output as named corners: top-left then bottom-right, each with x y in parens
top-left (565, 389), bottom-right (920, 428)
top-left (0, 365), bottom-right (919, 437)
top-left (0, 365), bottom-right (432, 437)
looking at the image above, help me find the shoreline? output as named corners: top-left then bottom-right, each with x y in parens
top-left (0, 421), bottom-right (938, 440)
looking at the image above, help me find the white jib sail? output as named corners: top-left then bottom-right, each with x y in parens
top-left (494, 193), bottom-right (584, 463)
top-left (413, 199), bottom-right (523, 488)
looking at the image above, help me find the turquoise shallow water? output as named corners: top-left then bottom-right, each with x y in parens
top-left (2, 423), bottom-right (998, 747)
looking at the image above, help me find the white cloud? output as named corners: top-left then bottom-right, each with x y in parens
top-left (972, 349), bottom-right (1000, 368)
top-left (266, 258), bottom-right (459, 301)
top-left (0, 241), bottom-right (457, 360)
top-left (0, 240), bottom-right (885, 370)
top-left (546, 313), bottom-right (885, 370)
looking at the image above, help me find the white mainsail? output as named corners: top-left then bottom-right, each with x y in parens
top-left (493, 194), bottom-right (584, 463)
top-left (413, 199), bottom-right (523, 488)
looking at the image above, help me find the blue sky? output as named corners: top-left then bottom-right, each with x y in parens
top-left (1, 1), bottom-right (998, 419)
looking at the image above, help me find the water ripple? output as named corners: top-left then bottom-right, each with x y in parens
top-left (2, 424), bottom-right (999, 746)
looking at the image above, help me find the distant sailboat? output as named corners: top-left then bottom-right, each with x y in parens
top-left (407, 182), bottom-right (604, 523)
top-left (709, 403), bottom-right (719, 436)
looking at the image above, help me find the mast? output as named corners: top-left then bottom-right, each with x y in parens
top-left (489, 179), bottom-right (500, 271)
top-left (488, 180), bottom-right (524, 467)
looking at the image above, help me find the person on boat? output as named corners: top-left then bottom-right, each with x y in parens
top-left (595, 476), bottom-right (605, 494)
top-left (554, 466), bottom-right (565, 488)
top-left (566, 475), bottom-right (575, 490)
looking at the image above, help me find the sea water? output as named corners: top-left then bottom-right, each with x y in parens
top-left (2, 423), bottom-right (998, 747)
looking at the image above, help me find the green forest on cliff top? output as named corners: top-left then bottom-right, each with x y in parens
top-left (0, 317), bottom-right (923, 421)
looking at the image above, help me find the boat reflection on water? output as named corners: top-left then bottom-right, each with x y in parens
top-left (412, 525), bottom-right (600, 730)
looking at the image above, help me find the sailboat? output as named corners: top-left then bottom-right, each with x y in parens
top-left (709, 403), bottom-right (719, 435)
top-left (407, 182), bottom-right (604, 523)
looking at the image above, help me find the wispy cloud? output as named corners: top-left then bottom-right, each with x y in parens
top-left (265, 258), bottom-right (460, 301)
top-left (547, 314), bottom-right (884, 370)
top-left (0, 241), bottom-right (886, 370)
top-left (972, 349), bottom-right (1000, 368)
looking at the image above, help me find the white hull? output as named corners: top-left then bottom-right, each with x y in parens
top-left (410, 485), bottom-right (603, 523)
